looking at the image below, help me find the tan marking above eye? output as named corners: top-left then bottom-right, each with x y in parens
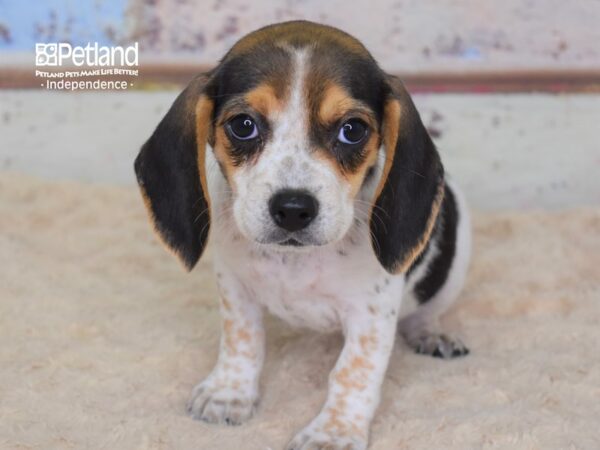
top-left (318, 84), bottom-right (357, 125)
top-left (315, 83), bottom-right (375, 128)
top-left (244, 83), bottom-right (283, 118)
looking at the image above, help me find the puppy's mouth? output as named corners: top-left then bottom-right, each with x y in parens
top-left (279, 238), bottom-right (304, 247)
top-left (255, 233), bottom-right (325, 250)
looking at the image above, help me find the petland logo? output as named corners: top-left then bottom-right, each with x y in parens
top-left (35, 42), bottom-right (139, 90)
top-left (36, 42), bottom-right (139, 67)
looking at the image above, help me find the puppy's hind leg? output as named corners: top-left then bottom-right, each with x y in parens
top-left (399, 180), bottom-right (471, 359)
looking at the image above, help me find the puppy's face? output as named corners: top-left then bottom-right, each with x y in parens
top-left (209, 33), bottom-right (387, 248)
top-left (135, 21), bottom-right (444, 274)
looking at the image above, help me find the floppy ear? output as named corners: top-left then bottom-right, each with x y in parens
top-left (370, 75), bottom-right (445, 274)
top-left (134, 74), bottom-right (214, 271)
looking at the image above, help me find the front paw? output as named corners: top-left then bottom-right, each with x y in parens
top-left (187, 378), bottom-right (258, 425)
top-left (286, 420), bottom-right (368, 450)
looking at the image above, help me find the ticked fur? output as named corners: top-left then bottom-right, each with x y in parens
top-left (136, 21), bottom-right (470, 450)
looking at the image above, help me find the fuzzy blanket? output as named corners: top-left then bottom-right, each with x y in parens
top-left (1, 173), bottom-right (598, 450)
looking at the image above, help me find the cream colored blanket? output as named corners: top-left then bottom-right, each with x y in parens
top-left (1, 173), bottom-right (598, 449)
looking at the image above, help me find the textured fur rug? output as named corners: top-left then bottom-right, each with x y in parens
top-left (1, 173), bottom-right (599, 450)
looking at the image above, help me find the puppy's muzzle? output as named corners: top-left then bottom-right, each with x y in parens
top-left (268, 190), bottom-right (319, 233)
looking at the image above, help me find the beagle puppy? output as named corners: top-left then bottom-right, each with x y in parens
top-left (135, 20), bottom-right (471, 450)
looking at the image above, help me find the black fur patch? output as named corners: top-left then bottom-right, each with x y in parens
top-left (134, 76), bottom-right (211, 270)
top-left (370, 78), bottom-right (444, 274)
top-left (412, 184), bottom-right (458, 303)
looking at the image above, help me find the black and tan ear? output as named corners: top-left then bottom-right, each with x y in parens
top-left (370, 75), bottom-right (445, 274)
top-left (134, 74), bottom-right (214, 271)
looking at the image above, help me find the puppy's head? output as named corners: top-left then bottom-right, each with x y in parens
top-left (135, 21), bottom-right (443, 274)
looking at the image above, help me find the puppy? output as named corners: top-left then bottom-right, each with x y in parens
top-left (135, 20), bottom-right (471, 450)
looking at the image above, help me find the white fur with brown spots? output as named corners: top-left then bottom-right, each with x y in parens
top-left (184, 48), bottom-right (471, 449)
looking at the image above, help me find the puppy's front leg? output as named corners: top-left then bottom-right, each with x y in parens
top-left (287, 298), bottom-right (400, 450)
top-left (188, 270), bottom-right (265, 425)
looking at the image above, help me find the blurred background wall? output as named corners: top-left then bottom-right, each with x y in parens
top-left (0, 0), bottom-right (599, 209)
top-left (2, 0), bottom-right (600, 72)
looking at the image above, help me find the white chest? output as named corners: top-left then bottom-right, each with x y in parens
top-left (215, 235), bottom-right (404, 331)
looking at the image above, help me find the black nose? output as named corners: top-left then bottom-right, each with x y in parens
top-left (269, 190), bottom-right (319, 232)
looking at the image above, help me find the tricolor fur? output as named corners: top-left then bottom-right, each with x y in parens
top-left (135, 21), bottom-right (471, 450)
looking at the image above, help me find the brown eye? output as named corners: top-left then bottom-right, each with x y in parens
top-left (337, 119), bottom-right (367, 144)
top-left (227, 114), bottom-right (258, 140)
